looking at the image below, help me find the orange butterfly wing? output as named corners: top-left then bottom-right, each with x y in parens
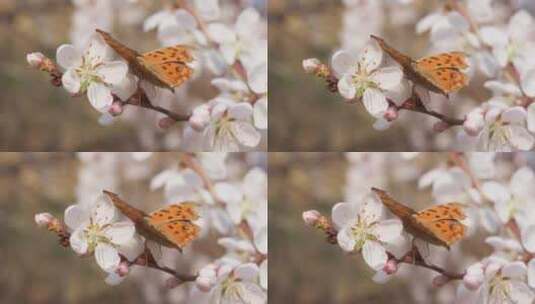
top-left (370, 35), bottom-right (469, 96)
top-left (372, 188), bottom-right (466, 249)
top-left (138, 46), bottom-right (193, 90)
top-left (146, 204), bottom-right (200, 249)
top-left (413, 52), bottom-right (469, 94)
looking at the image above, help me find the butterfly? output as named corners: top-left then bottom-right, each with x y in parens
top-left (103, 190), bottom-right (200, 251)
top-left (370, 35), bottom-right (469, 96)
top-left (96, 29), bottom-right (194, 92)
top-left (371, 187), bottom-right (466, 249)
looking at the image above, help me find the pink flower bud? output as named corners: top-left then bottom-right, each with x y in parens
top-left (463, 108), bottom-right (485, 136)
top-left (382, 259), bottom-right (398, 275)
top-left (189, 105), bottom-right (211, 132)
top-left (433, 121), bottom-right (450, 133)
top-left (463, 274), bottom-right (483, 290)
top-left (432, 275), bottom-right (450, 288)
top-left (158, 117), bottom-right (176, 129)
top-left (302, 58), bottom-right (321, 74)
top-left (108, 101), bottom-right (124, 116)
top-left (27, 52), bottom-right (45, 68)
top-left (302, 210), bottom-right (321, 226)
top-left (117, 261), bottom-right (129, 276)
top-left (195, 276), bottom-right (214, 292)
top-left (34, 212), bottom-right (54, 227)
top-left (384, 106), bottom-right (399, 121)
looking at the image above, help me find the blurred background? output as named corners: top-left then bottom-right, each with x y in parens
top-left (0, 152), bottom-right (236, 304)
top-left (268, 0), bottom-right (535, 151)
top-left (0, 0), bottom-right (266, 151)
top-left (268, 152), bottom-right (535, 303)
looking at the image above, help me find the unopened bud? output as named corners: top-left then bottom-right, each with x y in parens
top-left (195, 276), bottom-right (214, 292)
top-left (383, 259), bottom-right (398, 275)
top-left (108, 101), bottom-right (124, 116)
top-left (302, 210), bottom-right (321, 226)
top-left (117, 261), bottom-right (129, 276)
top-left (302, 58), bottom-right (321, 74)
top-left (384, 106), bottom-right (399, 121)
top-left (189, 104), bottom-right (210, 131)
top-left (27, 52), bottom-right (46, 68)
top-left (34, 212), bottom-right (54, 227)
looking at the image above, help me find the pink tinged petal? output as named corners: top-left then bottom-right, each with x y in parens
top-left (103, 222), bottom-right (135, 245)
top-left (62, 69), bottom-right (81, 94)
top-left (228, 102), bottom-right (253, 120)
top-left (70, 227), bottom-right (89, 255)
top-left (332, 202), bottom-right (358, 230)
top-left (331, 50), bottom-right (356, 77)
top-left (253, 97), bottom-right (267, 130)
top-left (95, 243), bottom-right (120, 272)
top-left (230, 121), bottom-right (261, 147)
top-left (359, 42), bottom-right (383, 73)
top-left (507, 125), bottom-right (535, 150)
top-left (362, 240), bottom-right (387, 270)
top-left (522, 225), bottom-right (535, 253)
top-left (501, 107), bottom-right (527, 124)
top-left (502, 261), bottom-right (527, 279)
top-left (370, 67), bottom-right (403, 90)
top-left (362, 88), bottom-right (388, 117)
top-left (373, 219), bottom-right (403, 243)
top-left (528, 259), bottom-right (535, 288)
top-left (64, 204), bottom-right (89, 230)
top-left (96, 61), bottom-right (128, 85)
top-left (337, 226), bottom-right (356, 252)
top-left (338, 75), bottom-right (356, 99)
top-left (521, 69), bottom-right (535, 97)
top-left (234, 263), bottom-right (259, 281)
top-left (528, 103), bottom-right (535, 133)
top-left (56, 44), bottom-right (82, 69)
top-left (87, 82), bottom-right (114, 112)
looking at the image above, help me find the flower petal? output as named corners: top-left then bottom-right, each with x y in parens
top-left (91, 194), bottom-right (116, 226)
top-left (502, 261), bottom-right (527, 279)
top-left (69, 227), bottom-right (88, 255)
top-left (370, 67), bottom-right (403, 90)
top-left (56, 44), bottom-right (82, 69)
top-left (338, 75), bottom-right (357, 99)
top-left (359, 42), bottom-right (383, 73)
top-left (87, 82), bottom-right (114, 112)
top-left (61, 69), bottom-right (81, 94)
top-left (528, 259), bottom-right (535, 288)
top-left (522, 225), bottom-right (535, 253)
top-left (64, 204), bottom-right (89, 231)
top-left (228, 103), bottom-right (253, 120)
top-left (103, 222), bottom-right (135, 245)
top-left (331, 50), bottom-right (356, 77)
top-left (337, 226), bottom-right (356, 252)
top-left (528, 103), bottom-right (535, 133)
top-left (332, 202), bottom-right (358, 229)
top-left (521, 69), bottom-right (535, 97)
top-left (508, 125), bottom-right (535, 151)
top-left (96, 61), bottom-right (128, 85)
top-left (234, 263), bottom-right (259, 281)
top-left (95, 243), bottom-right (120, 272)
top-left (253, 97), bottom-right (267, 130)
top-left (362, 88), bottom-right (388, 117)
top-left (362, 240), bottom-right (387, 270)
top-left (373, 219), bottom-right (403, 243)
top-left (230, 121), bottom-right (261, 147)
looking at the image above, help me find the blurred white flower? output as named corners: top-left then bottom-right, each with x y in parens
top-left (332, 192), bottom-right (402, 270)
top-left (477, 105), bottom-right (534, 151)
top-left (332, 42), bottom-right (404, 117)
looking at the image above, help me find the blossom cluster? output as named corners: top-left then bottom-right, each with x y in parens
top-left (303, 1), bottom-right (535, 151)
top-left (36, 152), bottom-right (267, 303)
top-left (303, 152), bottom-right (535, 303)
top-left (27, 0), bottom-right (267, 151)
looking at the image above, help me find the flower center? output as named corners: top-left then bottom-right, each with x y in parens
top-left (85, 223), bottom-right (110, 251)
top-left (488, 120), bottom-right (510, 147)
top-left (488, 274), bottom-right (511, 303)
top-left (351, 66), bottom-right (376, 98)
top-left (350, 218), bottom-right (375, 250)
